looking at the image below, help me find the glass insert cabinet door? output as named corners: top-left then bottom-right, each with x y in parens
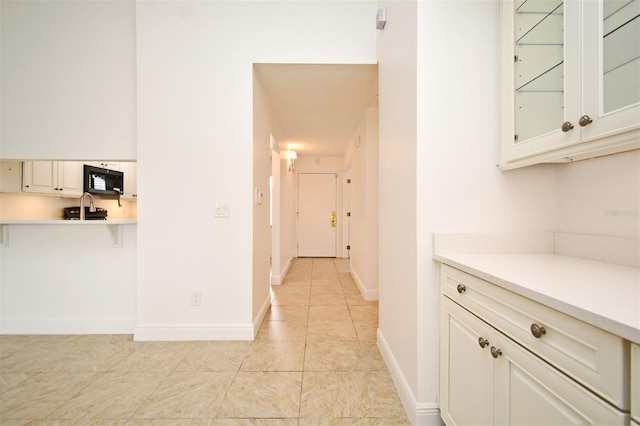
top-left (600, 0), bottom-right (639, 114)
top-left (514, 0), bottom-right (566, 143)
top-left (500, 0), bottom-right (640, 169)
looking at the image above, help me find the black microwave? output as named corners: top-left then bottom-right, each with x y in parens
top-left (83, 165), bottom-right (124, 195)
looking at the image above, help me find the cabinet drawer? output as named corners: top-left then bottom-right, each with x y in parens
top-left (441, 264), bottom-right (629, 410)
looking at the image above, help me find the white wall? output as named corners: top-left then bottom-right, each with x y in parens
top-left (0, 224), bottom-right (137, 334)
top-left (135, 1), bottom-right (377, 340)
top-left (344, 107), bottom-right (379, 300)
top-left (0, 0), bottom-right (136, 160)
top-left (377, 1), bottom-right (558, 423)
top-left (556, 150), bottom-right (640, 240)
top-left (252, 70), bottom-right (279, 328)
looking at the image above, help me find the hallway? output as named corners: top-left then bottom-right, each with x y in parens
top-left (0, 258), bottom-right (409, 424)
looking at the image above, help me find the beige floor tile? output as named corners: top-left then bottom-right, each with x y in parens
top-left (0, 372), bottom-right (100, 420)
top-left (0, 373), bottom-right (30, 394)
top-left (362, 370), bottom-right (407, 418)
top-left (308, 305), bottom-right (351, 322)
top-left (240, 341), bottom-right (305, 371)
top-left (272, 282), bottom-right (311, 295)
top-left (306, 321), bottom-right (358, 342)
top-left (0, 258), bottom-right (409, 424)
top-left (309, 294), bottom-right (347, 306)
top-left (50, 372), bottom-right (166, 420)
top-left (300, 371), bottom-right (366, 419)
top-left (354, 325), bottom-right (378, 345)
top-left (271, 294), bottom-right (310, 306)
top-left (255, 320), bottom-right (307, 342)
top-left (212, 420), bottom-right (298, 425)
top-left (214, 372), bottom-right (302, 419)
top-left (174, 341), bottom-right (251, 372)
top-left (132, 372), bottom-right (234, 419)
top-left (125, 420), bottom-right (211, 426)
top-left (310, 284), bottom-right (343, 295)
top-left (0, 341), bottom-right (132, 373)
top-left (348, 306), bottom-right (379, 325)
top-left (109, 342), bottom-right (192, 373)
top-left (264, 305), bottom-right (308, 322)
top-left (311, 278), bottom-right (341, 287)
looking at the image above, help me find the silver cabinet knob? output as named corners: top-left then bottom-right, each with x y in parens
top-left (456, 284), bottom-right (466, 294)
top-left (530, 323), bottom-right (546, 338)
top-left (579, 115), bottom-right (593, 127)
top-left (561, 121), bottom-right (574, 132)
top-left (490, 346), bottom-right (502, 359)
top-left (478, 337), bottom-right (489, 348)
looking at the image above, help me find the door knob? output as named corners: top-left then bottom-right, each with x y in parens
top-left (490, 346), bottom-right (502, 359)
top-left (530, 323), bottom-right (546, 338)
top-left (478, 337), bottom-right (489, 348)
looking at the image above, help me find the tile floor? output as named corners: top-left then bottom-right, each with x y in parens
top-left (0, 258), bottom-right (410, 425)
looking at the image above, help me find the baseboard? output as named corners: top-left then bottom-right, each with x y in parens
top-left (253, 293), bottom-right (272, 337)
top-left (0, 320), bottom-right (135, 335)
top-left (377, 329), bottom-right (443, 426)
top-left (350, 265), bottom-right (379, 301)
top-left (271, 256), bottom-right (293, 286)
top-left (133, 323), bottom-right (254, 341)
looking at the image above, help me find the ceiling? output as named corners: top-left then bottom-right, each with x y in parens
top-left (254, 63), bottom-right (379, 157)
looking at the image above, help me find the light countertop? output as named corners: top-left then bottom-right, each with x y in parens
top-left (434, 252), bottom-right (640, 344)
top-left (0, 219), bottom-right (136, 225)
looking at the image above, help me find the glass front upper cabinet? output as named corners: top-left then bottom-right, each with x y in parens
top-left (514, 0), bottom-right (565, 143)
top-left (499, 0), bottom-right (640, 169)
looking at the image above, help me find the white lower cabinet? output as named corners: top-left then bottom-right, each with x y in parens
top-left (440, 266), bottom-right (630, 426)
top-left (633, 344), bottom-right (640, 424)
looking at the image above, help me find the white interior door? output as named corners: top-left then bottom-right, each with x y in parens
top-left (297, 173), bottom-right (337, 257)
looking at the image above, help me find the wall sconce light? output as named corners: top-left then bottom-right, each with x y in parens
top-left (288, 150), bottom-right (297, 172)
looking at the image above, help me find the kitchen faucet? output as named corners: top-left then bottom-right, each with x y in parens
top-left (79, 192), bottom-right (96, 220)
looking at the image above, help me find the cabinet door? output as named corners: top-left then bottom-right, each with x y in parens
top-left (22, 161), bottom-right (57, 194)
top-left (0, 161), bottom-right (22, 193)
top-left (57, 162), bottom-right (83, 196)
top-left (440, 297), bottom-right (494, 426)
top-left (581, 0), bottom-right (640, 142)
top-left (494, 333), bottom-right (628, 425)
top-left (119, 161), bottom-right (137, 199)
top-left (501, 0), bottom-right (581, 162)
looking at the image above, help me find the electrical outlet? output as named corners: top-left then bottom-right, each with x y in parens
top-left (191, 291), bottom-right (201, 306)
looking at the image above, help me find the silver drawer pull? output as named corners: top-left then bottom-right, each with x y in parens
top-left (490, 346), bottom-right (502, 359)
top-left (478, 337), bottom-right (489, 348)
top-left (456, 284), bottom-right (466, 294)
top-left (531, 323), bottom-right (546, 338)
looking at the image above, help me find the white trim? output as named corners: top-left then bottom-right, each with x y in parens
top-left (350, 265), bottom-right (379, 301)
top-left (377, 329), bottom-right (443, 426)
top-left (133, 323), bottom-right (254, 341)
top-left (0, 320), bottom-right (135, 335)
top-left (253, 293), bottom-right (271, 337)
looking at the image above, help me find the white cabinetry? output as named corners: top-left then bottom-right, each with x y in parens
top-left (500, 0), bottom-right (640, 169)
top-left (84, 161), bottom-right (120, 170)
top-left (119, 162), bottom-right (137, 199)
top-left (439, 264), bottom-right (629, 425)
top-left (633, 343), bottom-right (640, 424)
top-left (22, 161), bottom-right (83, 197)
top-left (0, 161), bottom-right (22, 193)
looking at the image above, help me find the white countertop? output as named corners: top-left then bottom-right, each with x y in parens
top-left (0, 219), bottom-right (136, 225)
top-left (434, 252), bottom-right (640, 344)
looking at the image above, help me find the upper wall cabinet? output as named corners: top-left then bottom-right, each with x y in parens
top-left (499, 0), bottom-right (640, 169)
